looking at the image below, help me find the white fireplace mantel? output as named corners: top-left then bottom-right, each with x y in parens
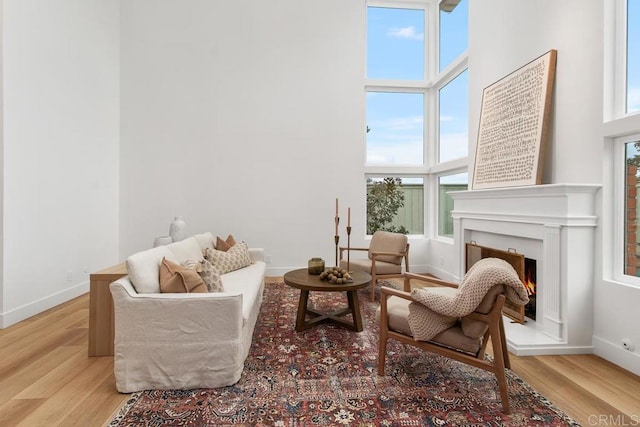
top-left (451, 184), bottom-right (601, 355)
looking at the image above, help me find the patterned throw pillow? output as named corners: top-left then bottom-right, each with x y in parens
top-left (215, 234), bottom-right (237, 251)
top-left (159, 257), bottom-right (207, 293)
top-left (183, 259), bottom-right (224, 292)
top-left (204, 241), bottom-right (252, 275)
top-left (200, 258), bottom-right (224, 292)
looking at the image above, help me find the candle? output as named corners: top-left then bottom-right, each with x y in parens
top-left (335, 198), bottom-right (338, 215)
top-left (348, 207), bottom-right (351, 227)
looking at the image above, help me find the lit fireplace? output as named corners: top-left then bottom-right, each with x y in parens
top-left (453, 184), bottom-right (600, 353)
top-left (524, 258), bottom-right (537, 321)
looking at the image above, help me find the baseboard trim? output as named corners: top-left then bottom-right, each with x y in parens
top-left (593, 335), bottom-right (640, 376)
top-left (0, 281), bottom-right (89, 329)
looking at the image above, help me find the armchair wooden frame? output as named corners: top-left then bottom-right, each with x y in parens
top-left (378, 272), bottom-right (512, 414)
top-left (339, 243), bottom-right (410, 301)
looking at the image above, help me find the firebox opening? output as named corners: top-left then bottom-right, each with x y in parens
top-left (524, 258), bottom-right (537, 321)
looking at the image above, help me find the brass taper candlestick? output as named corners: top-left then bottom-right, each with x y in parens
top-left (334, 215), bottom-right (340, 267)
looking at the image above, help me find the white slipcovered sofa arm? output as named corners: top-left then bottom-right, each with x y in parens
top-left (110, 278), bottom-right (248, 392)
top-left (110, 278), bottom-right (244, 341)
top-left (249, 247), bottom-right (265, 263)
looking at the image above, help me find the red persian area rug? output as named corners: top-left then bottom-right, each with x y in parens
top-left (109, 282), bottom-right (580, 426)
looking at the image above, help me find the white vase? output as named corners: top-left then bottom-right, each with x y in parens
top-left (169, 217), bottom-right (187, 242)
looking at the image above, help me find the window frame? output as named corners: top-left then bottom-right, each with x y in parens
top-left (365, 0), bottom-right (468, 238)
top-left (436, 169), bottom-right (469, 238)
top-left (365, 174), bottom-right (426, 236)
top-left (613, 132), bottom-right (640, 286)
top-left (605, 0), bottom-right (640, 287)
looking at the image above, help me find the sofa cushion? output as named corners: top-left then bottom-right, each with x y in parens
top-left (192, 232), bottom-right (216, 251)
top-left (160, 258), bottom-right (207, 293)
top-left (167, 237), bottom-right (204, 263)
top-left (205, 242), bottom-right (252, 274)
top-left (126, 246), bottom-right (174, 294)
top-left (221, 261), bottom-right (267, 323)
top-left (215, 234), bottom-right (237, 251)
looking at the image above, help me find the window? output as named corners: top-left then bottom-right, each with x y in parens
top-left (367, 177), bottom-right (424, 235)
top-left (438, 172), bottom-right (468, 237)
top-left (366, 92), bottom-right (424, 165)
top-left (439, 70), bottom-right (469, 163)
top-left (624, 141), bottom-right (640, 277)
top-left (367, 7), bottom-right (425, 80)
top-left (607, 0), bottom-right (640, 285)
top-left (439, 0), bottom-right (468, 72)
top-left (365, 1), bottom-right (468, 237)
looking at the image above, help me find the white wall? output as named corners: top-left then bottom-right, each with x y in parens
top-left (119, 0), bottom-right (376, 273)
top-left (468, 0), bottom-right (603, 186)
top-left (1, 0), bottom-right (120, 327)
top-left (431, 1), bottom-right (606, 283)
top-left (469, 0), bottom-right (639, 375)
top-left (0, 0), bottom-right (4, 316)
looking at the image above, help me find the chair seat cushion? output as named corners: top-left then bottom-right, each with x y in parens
top-left (382, 296), bottom-right (481, 355)
top-left (341, 259), bottom-right (402, 275)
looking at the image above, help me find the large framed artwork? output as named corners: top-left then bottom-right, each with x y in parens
top-left (472, 50), bottom-right (557, 189)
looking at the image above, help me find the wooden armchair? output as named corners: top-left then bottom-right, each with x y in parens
top-left (339, 230), bottom-right (409, 301)
top-left (378, 272), bottom-right (513, 414)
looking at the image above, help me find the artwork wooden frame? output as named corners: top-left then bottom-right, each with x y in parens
top-left (472, 50), bottom-right (557, 190)
top-left (466, 242), bottom-right (526, 323)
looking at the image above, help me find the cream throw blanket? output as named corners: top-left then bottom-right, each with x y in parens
top-left (407, 258), bottom-right (529, 341)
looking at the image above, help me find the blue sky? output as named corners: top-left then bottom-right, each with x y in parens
top-left (366, 1), bottom-right (468, 167)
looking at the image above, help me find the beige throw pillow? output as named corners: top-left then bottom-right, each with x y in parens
top-left (204, 241), bottom-right (252, 274)
top-left (159, 257), bottom-right (208, 293)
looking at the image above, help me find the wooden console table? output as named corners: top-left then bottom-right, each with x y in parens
top-left (88, 262), bottom-right (127, 356)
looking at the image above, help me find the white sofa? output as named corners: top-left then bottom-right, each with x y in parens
top-left (109, 232), bottom-right (266, 393)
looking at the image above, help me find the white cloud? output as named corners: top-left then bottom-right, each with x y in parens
top-left (387, 26), bottom-right (424, 41)
top-left (367, 139), bottom-right (423, 165)
top-left (439, 115), bottom-right (455, 122)
top-left (371, 116), bottom-right (423, 131)
top-left (439, 132), bottom-right (469, 163)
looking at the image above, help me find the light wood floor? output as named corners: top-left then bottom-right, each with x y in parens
top-left (1, 277), bottom-right (638, 426)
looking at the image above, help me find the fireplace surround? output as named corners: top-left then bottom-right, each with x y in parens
top-left (451, 184), bottom-right (601, 355)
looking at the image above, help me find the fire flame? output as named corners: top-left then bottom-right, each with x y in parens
top-left (524, 270), bottom-right (536, 296)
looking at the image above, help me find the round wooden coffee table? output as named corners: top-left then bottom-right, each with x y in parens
top-left (283, 268), bottom-right (371, 332)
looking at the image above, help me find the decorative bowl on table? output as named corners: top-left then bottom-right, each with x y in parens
top-left (319, 268), bottom-right (353, 284)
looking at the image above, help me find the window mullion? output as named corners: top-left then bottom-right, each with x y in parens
top-left (615, 0), bottom-right (628, 117)
top-left (432, 54), bottom-right (468, 89)
top-left (365, 81), bottom-right (426, 92)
